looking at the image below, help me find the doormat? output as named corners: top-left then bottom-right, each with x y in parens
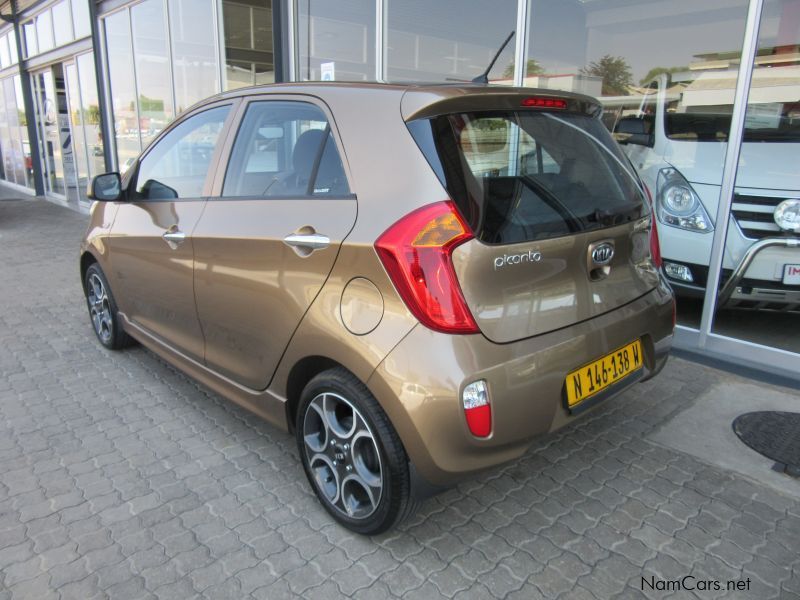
top-left (732, 411), bottom-right (800, 477)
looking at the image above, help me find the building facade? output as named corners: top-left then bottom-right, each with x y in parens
top-left (0, 0), bottom-right (797, 379)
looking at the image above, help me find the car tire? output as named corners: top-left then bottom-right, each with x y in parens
top-left (296, 367), bottom-right (416, 535)
top-left (84, 263), bottom-right (134, 350)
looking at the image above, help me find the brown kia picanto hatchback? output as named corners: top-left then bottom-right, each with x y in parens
top-left (81, 83), bottom-right (674, 534)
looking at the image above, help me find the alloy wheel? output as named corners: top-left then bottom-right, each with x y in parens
top-left (302, 392), bottom-right (383, 519)
top-left (87, 273), bottom-right (113, 344)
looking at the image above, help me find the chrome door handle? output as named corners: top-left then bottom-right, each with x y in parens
top-left (283, 233), bottom-right (330, 250)
top-left (162, 229), bottom-right (186, 247)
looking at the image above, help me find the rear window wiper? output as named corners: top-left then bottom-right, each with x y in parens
top-left (520, 175), bottom-right (582, 233)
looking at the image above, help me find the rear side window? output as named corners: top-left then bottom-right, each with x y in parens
top-left (222, 101), bottom-right (350, 198)
top-left (409, 111), bottom-right (646, 245)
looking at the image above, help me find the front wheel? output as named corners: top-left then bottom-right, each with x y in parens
top-left (84, 263), bottom-right (133, 350)
top-left (296, 368), bottom-right (415, 535)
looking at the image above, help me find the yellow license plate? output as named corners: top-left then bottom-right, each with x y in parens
top-left (565, 340), bottom-right (643, 407)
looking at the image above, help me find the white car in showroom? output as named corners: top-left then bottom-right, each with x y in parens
top-left (607, 69), bottom-right (800, 310)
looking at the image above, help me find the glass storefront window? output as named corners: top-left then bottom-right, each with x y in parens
top-left (3, 77), bottom-right (32, 185)
top-left (65, 63), bottom-right (90, 203)
top-left (168, 0), bottom-right (220, 113)
top-left (52, 1), bottom-right (74, 48)
top-left (522, 1), bottom-right (751, 331)
top-left (0, 80), bottom-right (14, 185)
top-left (36, 10), bottom-right (55, 54)
top-left (14, 76), bottom-right (32, 189)
top-left (0, 35), bottom-right (9, 68)
top-left (711, 0), bottom-right (800, 355)
top-left (72, 0), bottom-right (91, 40)
top-left (222, 0), bottom-right (275, 90)
top-left (8, 30), bottom-right (17, 65)
top-left (297, 0), bottom-right (375, 81)
top-left (104, 9), bottom-right (141, 172)
top-left (386, 0), bottom-right (517, 83)
top-left (131, 0), bottom-right (175, 147)
top-left (23, 22), bottom-right (37, 58)
top-left (252, 4), bottom-right (271, 51)
top-left (76, 53), bottom-right (104, 179)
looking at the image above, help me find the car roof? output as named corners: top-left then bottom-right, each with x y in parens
top-left (197, 82), bottom-right (602, 121)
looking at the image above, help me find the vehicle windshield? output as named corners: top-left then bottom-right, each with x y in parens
top-left (408, 110), bottom-right (647, 245)
top-left (607, 66), bottom-right (800, 143)
top-left (665, 67), bottom-right (800, 142)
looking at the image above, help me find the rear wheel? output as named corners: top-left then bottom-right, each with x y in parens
top-left (84, 263), bottom-right (133, 350)
top-left (296, 368), bottom-right (414, 535)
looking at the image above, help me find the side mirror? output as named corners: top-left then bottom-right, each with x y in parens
top-left (88, 172), bottom-right (122, 201)
top-left (613, 117), bottom-right (655, 148)
top-left (617, 132), bottom-right (654, 147)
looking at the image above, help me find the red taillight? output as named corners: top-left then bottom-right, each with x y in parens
top-left (521, 97), bottom-right (568, 110)
top-left (643, 184), bottom-right (663, 269)
top-left (649, 220), bottom-right (663, 269)
top-left (465, 404), bottom-right (491, 437)
top-left (463, 380), bottom-right (491, 437)
top-left (375, 201), bottom-right (479, 334)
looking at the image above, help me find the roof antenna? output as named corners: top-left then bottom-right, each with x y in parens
top-left (472, 31), bottom-right (515, 85)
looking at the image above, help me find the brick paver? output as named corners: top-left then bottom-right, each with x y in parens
top-left (1, 197), bottom-right (799, 599)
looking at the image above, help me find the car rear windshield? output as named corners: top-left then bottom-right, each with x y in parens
top-left (408, 110), bottom-right (647, 245)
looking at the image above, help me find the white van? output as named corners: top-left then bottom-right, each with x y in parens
top-left (606, 69), bottom-right (800, 310)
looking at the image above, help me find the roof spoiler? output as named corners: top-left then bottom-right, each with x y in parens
top-left (401, 88), bottom-right (603, 122)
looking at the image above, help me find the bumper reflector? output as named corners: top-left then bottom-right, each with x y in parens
top-left (664, 261), bottom-right (694, 283)
top-left (463, 380), bottom-right (491, 437)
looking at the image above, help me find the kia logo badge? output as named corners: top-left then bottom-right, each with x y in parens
top-left (591, 242), bottom-right (614, 266)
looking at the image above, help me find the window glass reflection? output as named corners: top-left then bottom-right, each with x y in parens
top-left (36, 10), bottom-right (55, 53)
top-left (386, 0), bottom-right (517, 83)
top-left (0, 35), bottom-right (9, 68)
top-left (76, 53), bottom-right (104, 179)
top-left (135, 106), bottom-right (229, 199)
top-left (8, 30), bottom-right (17, 64)
top-left (14, 76), bottom-right (32, 188)
top-left (24, 22), bottom-right (37, 57)
top-left (104, 10), bottom-right (140, 173)
top-left (6, 79), bottom-right (27, 187)
top-left (0, 80), bottom-right (14, 185)
top-left (71, 0), bottom-right (91, 39)
top-left (712, 0), bottom-right (800, 354)
top-left (65, 63), bottom-right (90, 203)
top-left (131, 0), bottom-right (174, 148)
top-left (222, 0), bottom-right (274, 89)
top-left (524, 1), bottom-right (750, 330)
top-left (169, 0), bottom-right (219, 113)
top-left (298, 0), bottom-right (375, 81)
top-left (52, 1), bottom-right (73, 48)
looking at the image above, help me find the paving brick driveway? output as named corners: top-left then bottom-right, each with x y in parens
top-left (1, 197), bottom-right (798, 599)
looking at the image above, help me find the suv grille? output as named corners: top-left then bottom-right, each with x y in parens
top-left (731, 194), bottom-right (786, 240)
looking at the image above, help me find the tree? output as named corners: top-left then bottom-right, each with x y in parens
top-left (581, 55), bottom-right (633, 96)
top-left (639, 66), bottom-right (686, 86)
top-left (502, 59), bottom-right (545, 79)
top-left (86, 105), bottom-right (101, 125)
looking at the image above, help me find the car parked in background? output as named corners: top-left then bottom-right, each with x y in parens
top-left (80, 83), bottom-right (674, 534)
top-left (609, 72), bottom-right (800, 311)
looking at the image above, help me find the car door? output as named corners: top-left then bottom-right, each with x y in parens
top-left (193, 97), bottom-right (357, 389)
top-left (108, 102), bottom-right (236, 360)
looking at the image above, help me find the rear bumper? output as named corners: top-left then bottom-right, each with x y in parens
top-left (367, 282), bottom-right (675, 487)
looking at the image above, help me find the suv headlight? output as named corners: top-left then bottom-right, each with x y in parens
top-left (656, 168), bottom-right (714, 233)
